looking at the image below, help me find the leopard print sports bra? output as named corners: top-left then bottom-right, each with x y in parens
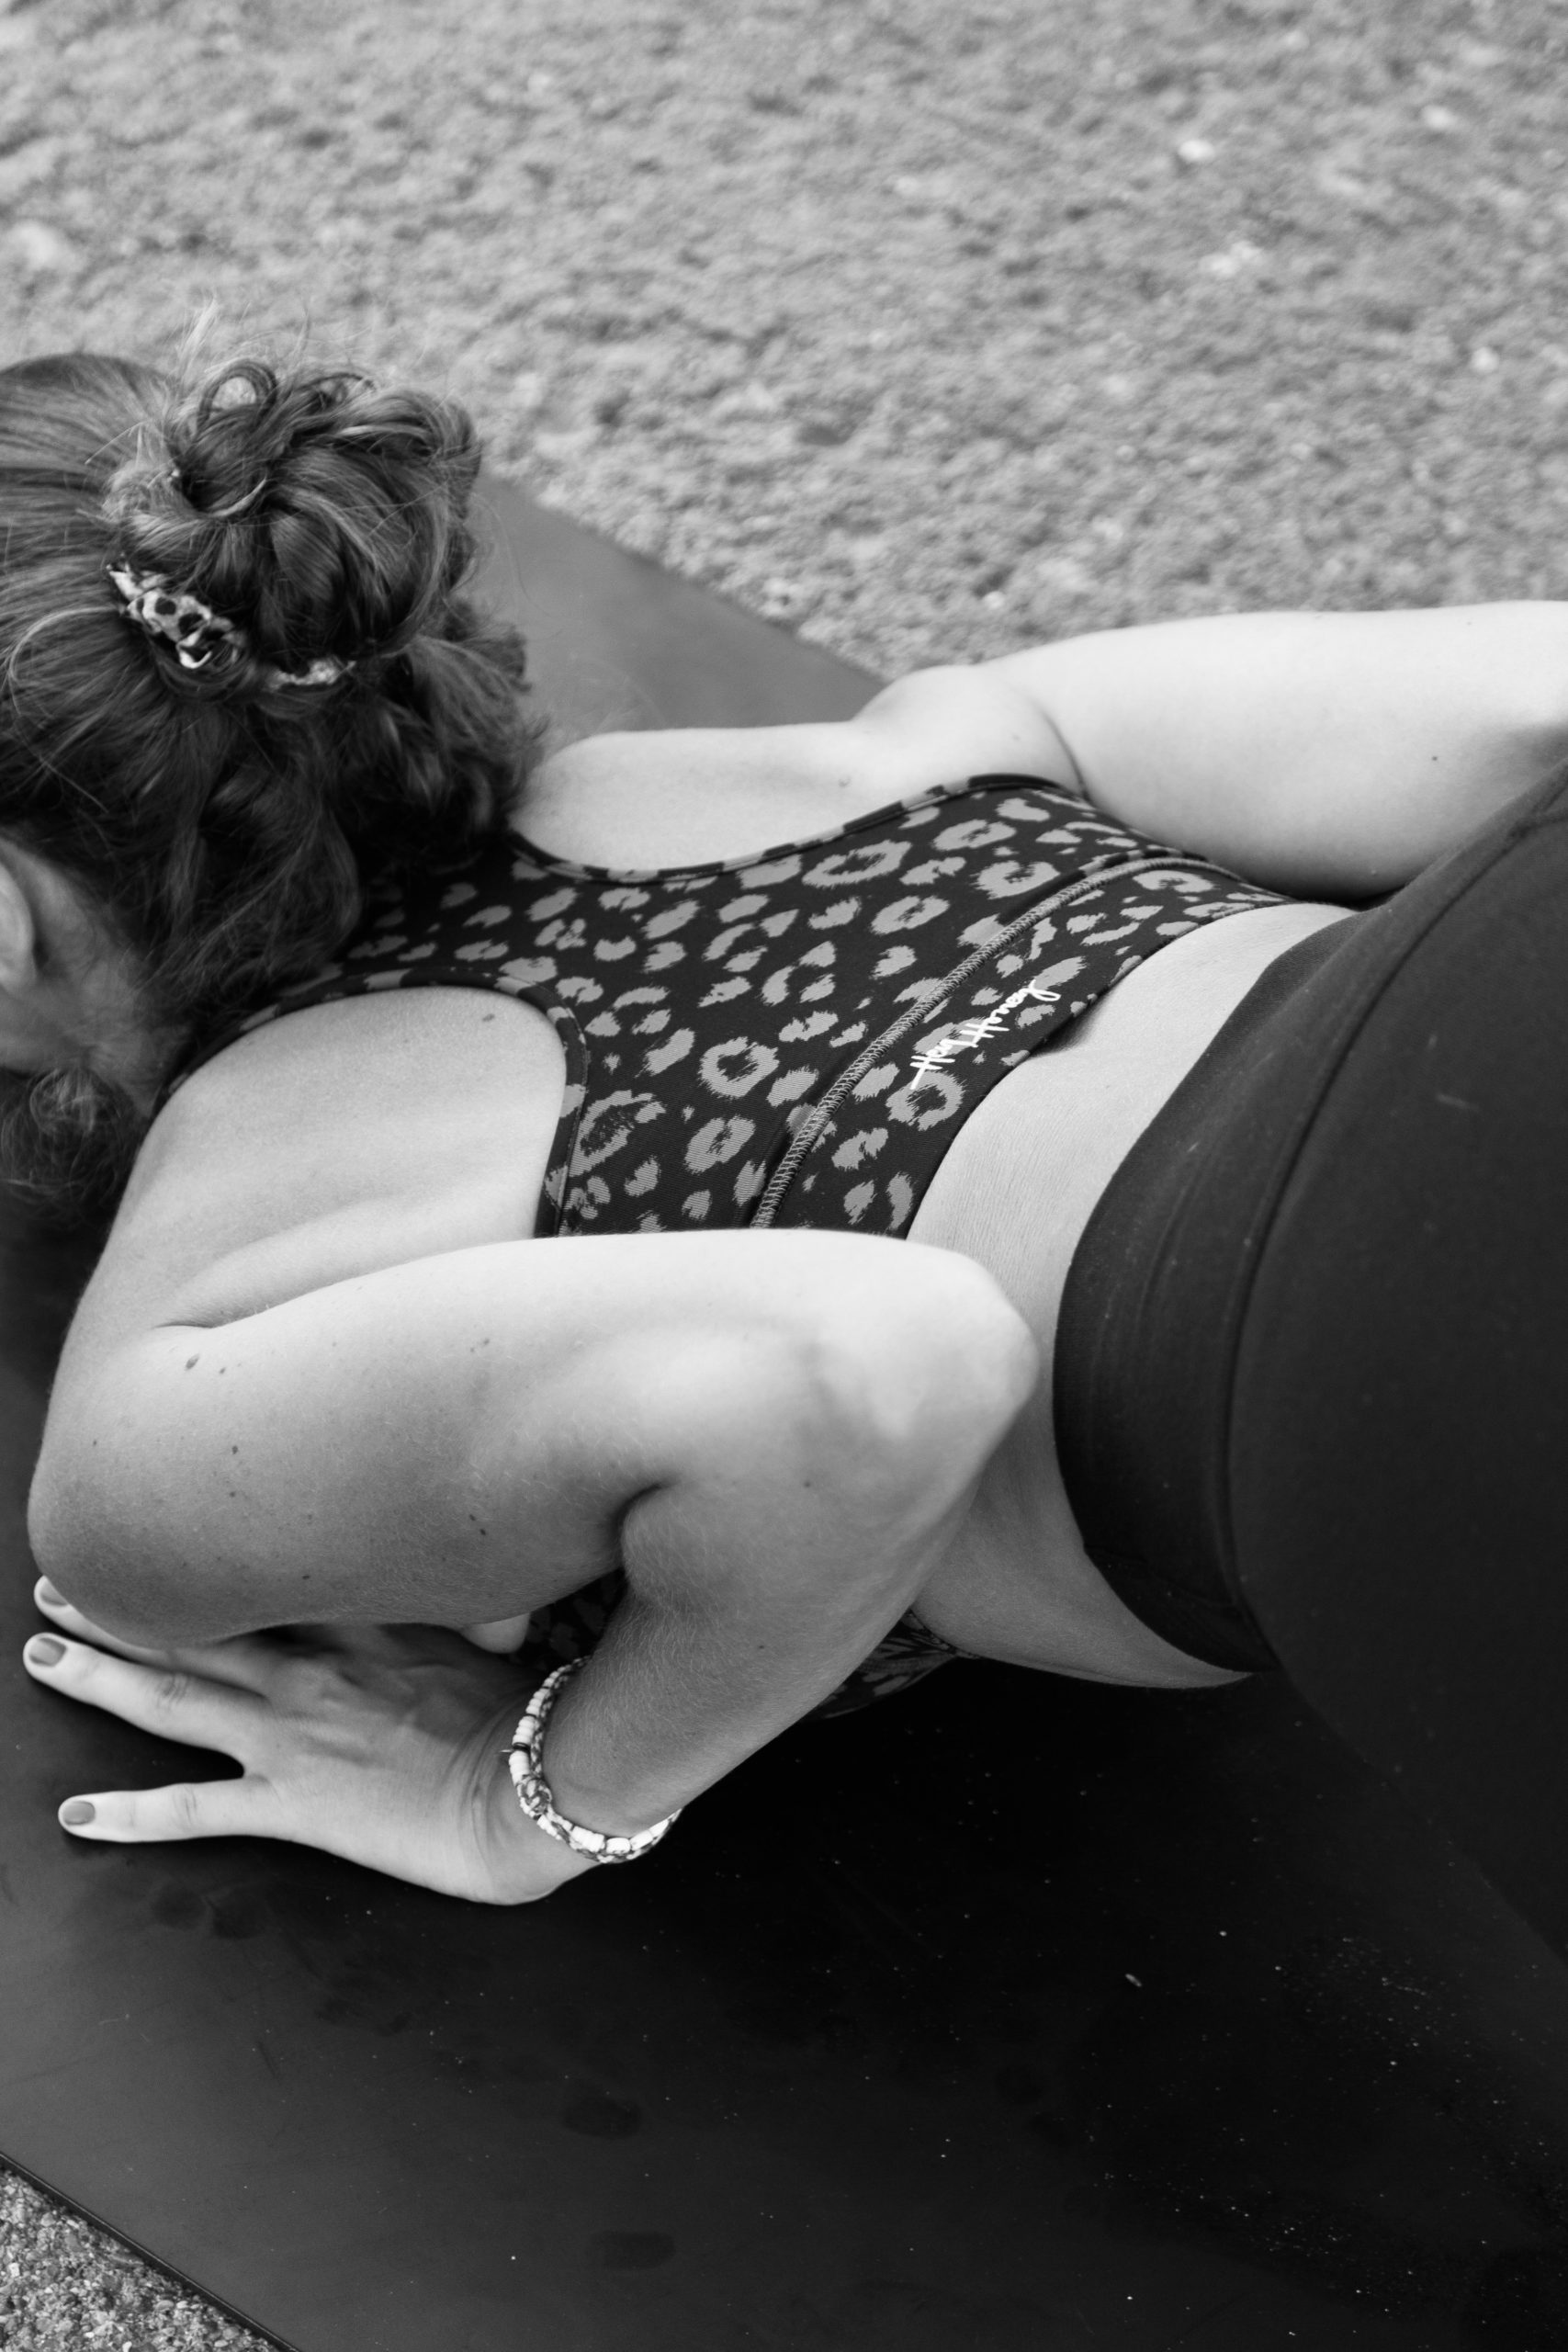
top-left (182, 772), bottom-right (1279, 1715)
top-left (188, 773), bottom-right (1279, 1244)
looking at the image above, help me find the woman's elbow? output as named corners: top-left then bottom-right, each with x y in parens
top-left (28, 1435), bottom-right (205, 1646)
top-left (28, 1449), bottom-right (121, 1628)
top-left (807, 1247), bottom-right (1038, 1514)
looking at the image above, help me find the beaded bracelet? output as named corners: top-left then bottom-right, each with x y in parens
top-left (505, 1659), bottom-right (682, 1863)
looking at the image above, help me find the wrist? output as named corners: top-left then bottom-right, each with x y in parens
top-left (480, 1738), bottom-right (597, 1899)
top-left (507, 1663), bottom-right (683, 1863)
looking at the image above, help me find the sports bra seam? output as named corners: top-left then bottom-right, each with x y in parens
top-left (750, 853), bottom-right (1251, 1227)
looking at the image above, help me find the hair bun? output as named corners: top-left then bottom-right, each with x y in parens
top-left (0, 338), bottom-right (540, 1203)
top-left (103, 358), bottom-right (483, 693)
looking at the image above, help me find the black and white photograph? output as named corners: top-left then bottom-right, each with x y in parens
top-left (1, 3), bottom-right (1566, 2346)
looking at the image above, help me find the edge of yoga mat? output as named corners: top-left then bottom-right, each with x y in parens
top-left (4, 492), bottom-right (1568, 2352)
top-left (471, 475), bottom-right (881, 736)
top-left (1, 2154), bottom-right (299, 2352)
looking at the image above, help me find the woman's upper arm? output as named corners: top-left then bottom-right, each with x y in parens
top-left (35, 1238), bottom-right (768, 1638)
top-left (36, 1123), bottom-right (1032, 1646)
top-left (984, 604), bottom-right (1568, 896)
top-left (534, 601), bottom-right (1568, 900)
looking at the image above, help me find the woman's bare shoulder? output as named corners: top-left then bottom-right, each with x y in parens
top-left (519, 667), bottom-right (1078, 868)
top-left (73, 989), bottom-right (565, 1354)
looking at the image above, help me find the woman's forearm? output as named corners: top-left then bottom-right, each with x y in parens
top-left (508, 1286), bottom-right (1027, 1843)
top-left (504, 1323), bottom-right (1010, 1836)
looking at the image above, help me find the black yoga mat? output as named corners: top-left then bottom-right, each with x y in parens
top-left (3, 486), bottom-right (1568, 2352)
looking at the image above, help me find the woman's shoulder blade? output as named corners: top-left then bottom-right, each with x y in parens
top-left (519, 719), bottom-right (903, 870)
top-left (514, 715), bottom-right (1081, 884)
top-left (520, 673), bottom-right (1080, 872)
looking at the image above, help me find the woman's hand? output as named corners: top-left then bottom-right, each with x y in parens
top-left (22, 1578), bottom-right (593, 1905)
top-left (460, 1613), bottom-right (533, 1653)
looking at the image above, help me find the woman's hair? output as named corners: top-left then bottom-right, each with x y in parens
top-left (0, 343), bottom-right (545, 1219)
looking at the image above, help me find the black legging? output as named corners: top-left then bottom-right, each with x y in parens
top-left (1056, 760), bottom-right (1568, 1958)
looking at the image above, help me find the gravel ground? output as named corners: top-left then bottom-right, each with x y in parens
top-left (1, 0), bottom-right (1565, 2343)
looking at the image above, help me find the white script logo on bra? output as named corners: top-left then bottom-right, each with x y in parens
top-left (908, 974), bottom-right (1061, 1089)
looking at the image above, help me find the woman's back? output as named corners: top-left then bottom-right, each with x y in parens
top-left (117, 713), bottom-right (1348, 1689)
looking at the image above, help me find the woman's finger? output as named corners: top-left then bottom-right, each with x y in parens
top-left (56, 1774), bottom-right (276, 1846)
top-left (31, 1577), bottom-right (282, 1694)
top-left (460, 1613), bottom-right (533, 1654)
top-left (24, 1634), bottom-right (266, 1760)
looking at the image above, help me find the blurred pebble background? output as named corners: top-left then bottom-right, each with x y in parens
top-left (3, 0), bottom-right (1566, 689)
top-left (0, 0), bottom-right (1564, 2342)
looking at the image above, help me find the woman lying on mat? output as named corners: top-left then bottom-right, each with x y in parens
top-left (9, 351), bottom-right (1568, 1947)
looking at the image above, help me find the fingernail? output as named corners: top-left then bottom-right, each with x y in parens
top-left (60, 1799), bottom-right (95, 1827)
top-left (37, 1577), bottom-right (62, 1605)
top-left (28, 1636), bottom-right (64, 1667)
